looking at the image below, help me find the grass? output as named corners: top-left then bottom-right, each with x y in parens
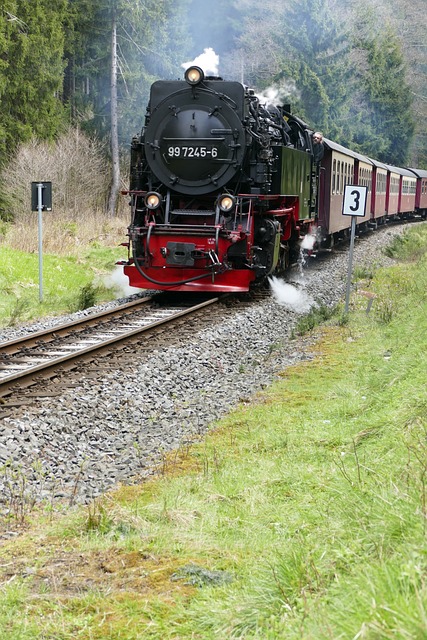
top-left (0, 224), bottom-right (425, 638)
top-left (383, 224), bottom-right (427, 261)
top-left (0, 245), bottom-right (127, 326)
top-left (0, 211), bottom-right (131, 328)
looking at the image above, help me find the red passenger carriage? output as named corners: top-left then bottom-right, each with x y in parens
top-left (318, 139), bottom-right (373, 240)
top-left (408, 168), bottom-right (427, 218)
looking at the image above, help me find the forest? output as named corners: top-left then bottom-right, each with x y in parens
top-left (0, 0), bottom-right (425, 218)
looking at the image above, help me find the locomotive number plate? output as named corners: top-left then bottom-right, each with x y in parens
top-left (167, 146), bottom-right (219, 158)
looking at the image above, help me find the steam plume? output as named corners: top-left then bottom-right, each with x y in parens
top-left (269, 277), bottom-right (314, 313)
top-left (181, 48), bottom-right (219, 76)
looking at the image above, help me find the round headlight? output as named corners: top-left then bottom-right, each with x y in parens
top-left (218, 194), bottom-right (236, 213)
top-left (185, 66), bottom-right (204, 85)
top-left (145, 192), bottom-right (161, 210)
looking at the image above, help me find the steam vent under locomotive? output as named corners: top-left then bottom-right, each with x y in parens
top-left (121, 66), bottom-right (319, 292)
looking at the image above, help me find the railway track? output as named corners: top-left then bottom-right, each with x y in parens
top-left (0, 293), bottom-right (222, 402)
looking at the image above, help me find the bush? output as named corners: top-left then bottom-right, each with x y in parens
top-left (75, 282), bottom-right (100, 311)
top-left (0, 128), bottom-right (111, 220)
top-left (294, 303), bottom-right (337, 335)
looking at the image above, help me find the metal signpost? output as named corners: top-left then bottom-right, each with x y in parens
top-left (31, 182), bottom-right (52, 302)
top-left (342, 185), bottom-right (367, 313)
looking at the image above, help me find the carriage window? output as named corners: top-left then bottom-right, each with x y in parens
top-left (332, 159), bottom-right (336, 194)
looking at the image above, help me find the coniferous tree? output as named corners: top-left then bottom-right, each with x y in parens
top-left (64, 0), bottom-right (191, 142)
top-left (231, 0), bottom-right (416, 162)
top-left (343, 0), bottom-right (426, 166)
top-left (0, 4), bottom-right (13, 152)
top-left (275, 0), bottom-right (352, 137)
top-left (351, 27), bottom-right (415, 165)
top-left (233, 0), bottom-right (352, 137)
top-left (64, 0), bottom-right (192, 213)
top-left (0, 0), bottom-right (67, 158)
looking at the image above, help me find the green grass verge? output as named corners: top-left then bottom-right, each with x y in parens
top-left (0, 224), bottom-right (426, 638)
top-left (0, 244), bottom-right (127, 328)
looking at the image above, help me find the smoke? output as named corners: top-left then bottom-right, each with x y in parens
top-left (181, 48), bottom-right (220, 76)
top-left (103, 266), bottom-right (141, 298)
top-left (179, 49), bottom-right (301, 108)
top-left (255, 79), bottom-right (301, 107)
top-left (269, 276), bottom-right (314, 313)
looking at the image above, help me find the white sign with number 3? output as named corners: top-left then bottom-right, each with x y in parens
top-left (342, 185), bottom-right (368, 217)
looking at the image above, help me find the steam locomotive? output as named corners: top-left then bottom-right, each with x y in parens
top-left (121, 66), bottom-right (427, 292)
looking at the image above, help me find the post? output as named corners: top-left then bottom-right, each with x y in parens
top-left (31, 181), bottom-right (52, 303)
top-left (37, 182), bottom-right (44, 302)
top-left (345, 216), bottom-right (357, 313)
top-left (342, 185), bottom-right (368, 314)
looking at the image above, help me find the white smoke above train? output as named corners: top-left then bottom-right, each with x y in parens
top-left (181, 48), bottom-right (219, 76)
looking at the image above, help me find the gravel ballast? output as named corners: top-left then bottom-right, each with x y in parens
top-left (0, 224), bottom-right (416, 507)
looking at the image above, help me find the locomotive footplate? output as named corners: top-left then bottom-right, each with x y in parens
top-left (165, 242), bottom-right (196, 266)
